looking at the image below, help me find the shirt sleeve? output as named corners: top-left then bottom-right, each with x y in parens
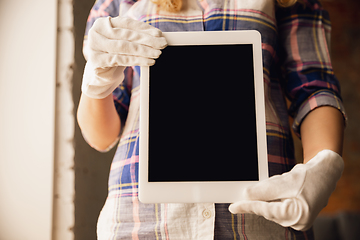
top-left (276, 0), bottom-right (346, 136)
top-left (83, 0), bottom-right (137, 59)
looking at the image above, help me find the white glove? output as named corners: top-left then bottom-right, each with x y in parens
top-left (229, 149), bottom-right (344, 231)
top-left (82, 16), bottom-right (167, 99)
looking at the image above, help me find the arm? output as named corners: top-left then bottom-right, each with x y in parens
top-left (78, 16), bottom-right (167, 151)
top-left (229, 106), bottom-right (346, 230)
top-left (77, 93), bottom-right (121, 151)
top-left (301, 106), bottom-right (344, 163)
top-left (79, 1), bottom-right (166, 151)
top-left (229, 0), bottom-right (346, 231)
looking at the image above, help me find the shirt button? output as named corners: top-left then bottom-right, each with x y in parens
top-left (202, 209), bottom-right (211, 219)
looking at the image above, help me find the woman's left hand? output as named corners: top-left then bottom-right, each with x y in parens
top-left (229, 150), bottom-right (344, 231)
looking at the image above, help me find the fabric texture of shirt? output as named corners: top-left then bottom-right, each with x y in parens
top-left (83, 0), bottom-right (346, 239)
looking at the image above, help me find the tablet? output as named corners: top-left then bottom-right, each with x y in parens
top-left (139, 31), bottom-right (268, 203)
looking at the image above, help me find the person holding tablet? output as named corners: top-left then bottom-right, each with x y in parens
top-left (77, 0), bottom-right (346, 239)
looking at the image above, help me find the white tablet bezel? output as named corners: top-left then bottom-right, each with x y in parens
top-left (139, 31), bottom-right (268, 203)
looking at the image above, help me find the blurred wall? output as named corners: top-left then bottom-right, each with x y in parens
top-left (0, 0), bottom-right (57, 239)
top-left (72, 1), bottom-right (115, 240)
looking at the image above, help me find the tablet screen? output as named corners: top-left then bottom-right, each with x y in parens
top-left (148, 44), bottom-right (259, 182)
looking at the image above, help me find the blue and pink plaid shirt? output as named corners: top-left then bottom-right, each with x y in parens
top-left (83, 0), bottom-right (346, 239)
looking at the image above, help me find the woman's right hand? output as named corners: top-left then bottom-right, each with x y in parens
top-left (82, 16), bottom-right (167, 99)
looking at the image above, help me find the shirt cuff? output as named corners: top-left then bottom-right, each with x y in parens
top-left (292, 90), bottom-right (347, 137)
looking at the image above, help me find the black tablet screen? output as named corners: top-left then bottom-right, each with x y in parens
top-left (148, 44), bottom-right (259, 182)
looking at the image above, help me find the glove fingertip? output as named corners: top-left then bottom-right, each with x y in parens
top-left (158, 38), bottom-right (168, 49)
top-left (228, 203), bottom-right (242, 214)
top-left (151, 29), bottom-right (164, 37)
top-left (147, 58), bottom-right (156, 66)
top-left (228, 204), bottom-right (237, 214)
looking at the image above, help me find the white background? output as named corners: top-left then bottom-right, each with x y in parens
top-left (0, 0), bottom-right (57, 239)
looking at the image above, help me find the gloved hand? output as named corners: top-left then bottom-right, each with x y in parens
top-left (82, 16), bottom-right (167, 99)
top-left (229, 149), bottom-right (344, 231)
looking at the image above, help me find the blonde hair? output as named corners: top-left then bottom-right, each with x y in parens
top-left (152, 0), bottom-right (298, 12)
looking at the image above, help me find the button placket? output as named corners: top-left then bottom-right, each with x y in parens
top-left (202, 209), bottom-right (212, 219)
top-left (197, 203), bottom-right (215, 239)
top-left (196, 0), bottom-right (206, 31)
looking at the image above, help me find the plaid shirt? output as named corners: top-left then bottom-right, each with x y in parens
top-left (83, 0), bottom-right (346, 239)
